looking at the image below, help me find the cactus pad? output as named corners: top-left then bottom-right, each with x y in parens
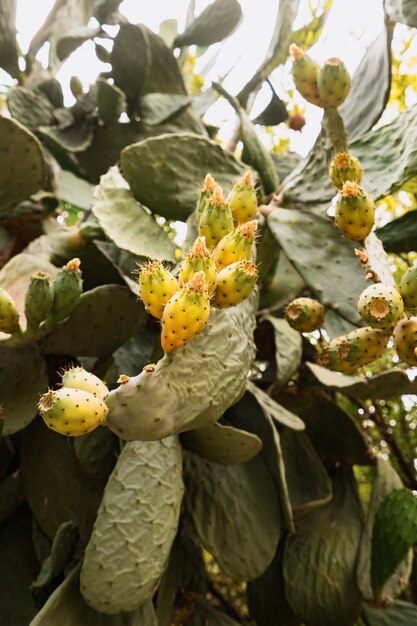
top-left (181, 420), bottom-right (262, 464)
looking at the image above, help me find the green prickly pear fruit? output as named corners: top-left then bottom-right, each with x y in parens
top-left (285, 297), bottom-right (326, 332)
top-left (213, 260), bottom-right (258, 308)
top-left (228, 170), bottom-right (258, 225)
top-left (161, 271), bottom-right (210, 352)
top-left (38, 388), bottom-right (108, 436)
top-left (138, 261), bottom-right (179, 320)
top-left (61, 366), bottom-right (109, 400)
top-left (196, 173), bottom-right (218, 223)
top-left (0, 287), bottom-right (20, 334)
top-left (198, 186), bottom-right (234, 249)
top-left (70, 76), bottom-right (83, 98)
top-left (211, 219), bottom-right (257, 269)
top-left (178, 236), bottom-right (218, 294)
top-left (317, 57), bottom-right (351, 108)
top-left (335, 181), bottom-right (375, 242)
top-left (399, 263), bottom-right (417, 311)
top-left (289, 44), bottom-right (325, 108)
top-left (329, 152), bottom-right (362, 189)
top-left (24, 271), bottom-right (53, 333)
top-left (393, 317), bottom-right (417, 366)
top-left (44, 258), bottom-right (83, 326)
top-left (319, 327), bottom-right (389, 372)
top-left (358, 283), bottom-right (404, 330)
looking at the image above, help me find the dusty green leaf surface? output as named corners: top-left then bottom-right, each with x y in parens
top-left (32, 521), bottom-right (79, 591)
top-left (46, 0), bottom-right (95, 70)
top-left (263, 316), bottom-right (302, 387)
top-left (139, 93), bottom-right (192, 126)
top-left (120, 132), bottom-right (246, 220)
top-left (357, 459), bottom-right (412, 601)
top-left (7, 87), bottom-right (55, 130)
top-left (0, 343), bottom-right (48, 435)
top-left (185, 450), bottom-right (280, 580)
top-left (111, 23), bottom-right (148, 110)
top-left (80, 437), bottom-right (184, 614)
top-left (106, 290), bottom-right (258, 441)
top-left (92, 166), bottom-right (176, 262)
top-left (376, 209), bottom-right (417, 253)
top-left (362, 600), bottom-right (417, 626)
top-left (385, 0), bottom-right (417, 27)
top-left (58, 170), bottom-right (94, 210)
top-left (73, 427), bottom-right (119, 482)
top-left (0, 0), bottom-right (19, 77)
top-left (247, 381), bottom-right (305, 431)
top-left (96, 78), bottom-right (126, 125)
top-left (283, 467), bottom-right (363, 626)
top-left (174, 0), bottom-right (242, 47)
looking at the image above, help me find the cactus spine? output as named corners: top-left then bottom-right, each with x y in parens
top-left (24, 271), bottom-right (53, 333)
top-left (38, 388), bottom-right (108, 436)
top-left (285, 297), bottom-right (326, 333)
top-left (399, 263), bottom-right (417, 311)
top-left (138, 261), bottom-right (179, 320)
top-left (0, 287), bottom-right (20, 334)
top-left (213, 260), bottom-right (258, 308)
top-left (289, 44), bottom-right (324, 108)
top-left (335, 181), bottom-right (375, 242)
top-left (317, 57), bottom-right (351, 108)
top-left (228, 170), bottom-right (258, 224)
top-left (45, 258), bottom-right (83, 326)
top-left (329, 152), bottom-right (362, 189)
top-left (198, 186), bottom-right (234, 249)
top-left (358, 283), bottom-right (404, 330)
top-left (178, 236), bottom-right (218, 294)
top-left (61, 366), bottom-right (109, 399)
top-left (211, 219), bottom-right (257, 269)
top-left (161, 271), bottom-right (210, 352)
top-left (393, 317), bottom-right (417, 366)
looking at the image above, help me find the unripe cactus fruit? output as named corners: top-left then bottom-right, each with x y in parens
top-left (139, 261), bottom-right (179, 320)
top-left (70, 76), bottom-right (83, 98)
top-left (317, 57), bottom-right (351, 108)
top-left (178, 237), bottom-right (218, 294)
top-left (285, 297), bottom-right (326, 332)
top-left (211, 219), bottom-right (257, 269)
top-left (61, 366), bottom-right (109, 400)
top-left (196, 173), bottom-right (218, 222)
top-left (329, 152), bottom-right (362, 189)
top-left (0, 287), bottom-right (20, 334)
top-left (24, 271), bottom-right (53, 333)
top-left (319, 327), bottom-right (389, 372)
top-left (399, 263), bottom-right (417, 311)
top-left (358, 283), bottom-right (404, 330)
top-left (38, 388), bottom-right (109, 436)
top-left (228, 170), bottom-right (258, 225)
top-left (198, 186), bottom-right (234, 249)
top-left (335, 181), bottom-right (375, 242)
top-left (161, 271), bottom-right (210, 352)
top-left (213, 260), bottom-right (258, 308)
top-left (289, 44), bottom-right (325, 108)
top-left (45, 258), bottom-right (83, 326)
top-left (393, 317), bottom-right (417, 366)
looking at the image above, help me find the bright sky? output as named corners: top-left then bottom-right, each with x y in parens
top-left (4, 0), bottom-right (386, 155)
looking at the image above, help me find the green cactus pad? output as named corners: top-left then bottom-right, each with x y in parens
top-left (7, 87), bottom-right (55, 131)
top-left (0, 116), bottom-right (46, 216)
top-left (42, 285), bottom-right (147, 357)
top-left (283, 467), bottom-right (363, 626)
top-left (247, 381), bottom-right (305, 431)
top-left (362, 600), bottom-right (417, 626)
top-left (174, 0), bottom-right (242, 47)
top-left (0, 344), bottom-right (48, 435)
top-left (357, 459), bottom-right (412, 601)
top-left (262, 316), bottom-right (302, 388)
top-left (73, 427), bottom-right (119, 482)
top-left (106, 290), bottom-right (258, 441)
top-left (138, 93), bottom-right (192, 126)
top-left (371, 488), bottom-right (417, 600)
top-left (181, 421), bottom-right (262, 464)
top-left (20, 421), bottom-right (104, 547)
top-left (0, 0), bottom-right (19, 78)
top-left (184, 450), bottom-right (280, 580)
top-left (120, 132), bottom-right (246, 220)
top-left (92, 166), bottom-right (176, 263)
top-left (80, 437), bottom-right (184, 614)
top-left (96, 78), bottom-right (126, 125)
top-left (32, 521), bottom-right (79, 597)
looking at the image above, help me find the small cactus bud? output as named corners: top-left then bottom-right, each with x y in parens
top-left (285, 297), bottom-right (326, 333)
top-left (70, 76), bottom-right (83, 98)
top-left (138, 261), bottom-right (179, 320)
top-left (213, 260), bottom-right (258, 308)
top-left (335, 182), bottom-right (375, 242)
top-left (61, 366), bottom-right (109, 399)
top-left (38, 388), bottom-right (109, 436)
top-left (393, 317), bottom-right (417, 366)
top-left (317, 57), bottom-right (351, 109)
top-left (329, 152), bottom-right (362, 189)
top-left (211, 219), bottom-right (257, 269)
top-left (227, 171), bottom-right (258, 225)
top-left (45, 258), bottom-right (83, 326)
top-left (198, 186), bottom-right (234, 248)
top-left (95, 43), bottom-right (111, 63)
top-left (399, 263), bottom-right (417, 311)
top-left (0, 287), bottom-right (20, 334)
top-left (358, 283), bottom-right (404, 330)
top-left (24, 272), bottom-right (53, 333)
top-left (178, 237), bottom-right (218, 294)
top-left (196, 173), bottom-right (218, 222)
top-left (289, 44), bottom-right (325, 108)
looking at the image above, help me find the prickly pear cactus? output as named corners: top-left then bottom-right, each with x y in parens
top-left (80, 437), bottom-right (184, 614)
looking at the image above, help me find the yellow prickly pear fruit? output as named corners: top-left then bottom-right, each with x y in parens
top-left (138, 261), bottom-right (179, 320)
top-left (178, 237), bottom-right (217, 295)
top-left (38, 388), bottom-right (109, 436)
top-left (319, 327), bottom-right (389, 373)
top-left (289, 44), bottom-right (325, 108)
top-left (161, 271), bottom-right (210, 352)
top-left (0, 287), bottom-right (20, 334)
top-left (317, 57), bottom-right (351, 109)
top-left (211, 219), bottom-right (257, 269)
top-left (198, 186), bottom-right (234, 249)
top-left (228, 171), bottom-right (258, 224)
top-left (357, 283), bottom-right (404, 330)
top-left (196, 173), bottom-right (218, 223)
top-left (335, 181), bottom-right (375, 242)
top-left (285, 297), bottom-right (326, 332)
top-left (329, 152), bottom-right (362, 189)
top-left (213, 260), bottom-right (258, 308)
top-left (399, 263), bottom-right (417, 311)
top-left (61, 366), bottom-right (109, 399)
top-left (393, 317), bottom-right (417, 366)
